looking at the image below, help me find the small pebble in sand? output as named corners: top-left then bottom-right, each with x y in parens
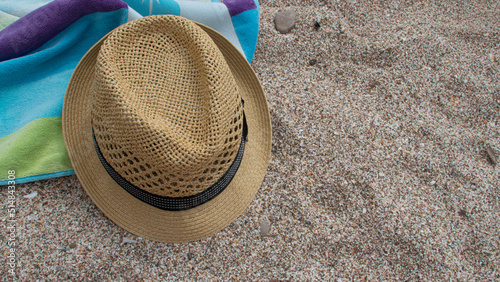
top-left (24, 191), bottom-right (38, 199)
top-left (274, 9), bottom-right (296, 34)
top-left (55, 266), bottom-right (62, 272)
top-left (69, 243), bottom-right (77, 249)
top-left (485, 145), bottom-right (497, 166)
top-left (187, 252), bottom-right (195, 260)
top-left (458, 209), bottom-right (467, 217)
top-left (314, 21), bottom-right (321, 30)
top-left (122, 238), bottom-right (137, 244)
top-left (260, 220), bottom-right (271, 236)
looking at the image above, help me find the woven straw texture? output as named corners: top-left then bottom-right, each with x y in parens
top-left (62, 15), bottom-right (271, 242)
top-left (91, 16), bottom-right (244, 197)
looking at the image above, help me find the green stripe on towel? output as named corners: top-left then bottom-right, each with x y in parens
top-left (0, 117), bottom-right (72, 181)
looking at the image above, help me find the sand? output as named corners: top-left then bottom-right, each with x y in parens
top-left (2, 0), bottom-right (499, 280)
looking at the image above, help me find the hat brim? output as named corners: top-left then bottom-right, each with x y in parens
top-left (62, 18), bottom-right (271, 243)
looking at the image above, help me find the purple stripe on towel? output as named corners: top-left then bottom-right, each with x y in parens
top-left (221, 0), bottom-right (257, 17)
top-left (0, 0), bottom-right (127, 62)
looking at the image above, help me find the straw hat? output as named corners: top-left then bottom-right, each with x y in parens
top-left (62, 15), bottom-right (271, 243)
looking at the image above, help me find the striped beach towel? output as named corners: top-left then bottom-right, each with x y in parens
top-left (0, 0), bottom-right (260, 185)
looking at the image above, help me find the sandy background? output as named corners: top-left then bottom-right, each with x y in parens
top-left (2, 0), bottom-right (500, 280)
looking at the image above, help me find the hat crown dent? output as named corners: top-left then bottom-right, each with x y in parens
top-left (91, 16), bottom-right (244, 198)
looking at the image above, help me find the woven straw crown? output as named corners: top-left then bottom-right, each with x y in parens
top-left (90, 16), bottom-right (244, 198)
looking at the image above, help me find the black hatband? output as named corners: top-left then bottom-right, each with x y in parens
top-left (92, 119), bottom-right (247, 211)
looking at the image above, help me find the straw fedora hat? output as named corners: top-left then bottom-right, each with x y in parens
top-left (62, 15), bottom-right (271, 243)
